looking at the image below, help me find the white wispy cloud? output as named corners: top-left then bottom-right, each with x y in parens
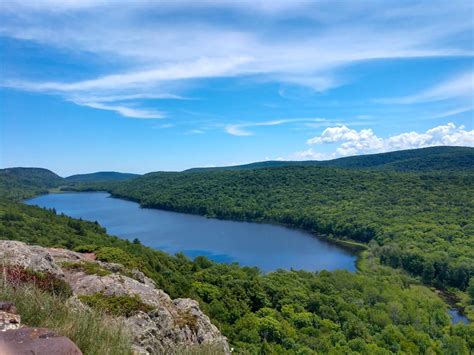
top-left (427, 106), bottom-right (474, 119)
top-left (70, 93), bottom-right (186, 103)
top-left (303, 122), bottom-right (473, 158)
top-left (5, 57), bottom-right (253, 92)
top-left (1, 0), bottom-right (472, 119)
top-left (184, 129), bottom-right (205, 135)
top-left (76, 102), bottom-right (165, 119)
top-left (225, 118), bottom-right (328, 136)
top-left (378, 71), bottom-right (474, 104)
top-left (153, 123), bottom-right (175, 129)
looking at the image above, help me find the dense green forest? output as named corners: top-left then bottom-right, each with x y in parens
top-left (0, 167), bottom-right (62, 200)
top-left (1, 200), bottom-right (473, 353)
top-left (0, 168), bottom-right (139, 196)
top-left (1, 146), bottom-right (473, 353)
top-left (74, 165), bottom-right (474, 292)
top-left (65, 171), bottom-right (140, 183)
top-left (186, 146), bottom-right (474, 173)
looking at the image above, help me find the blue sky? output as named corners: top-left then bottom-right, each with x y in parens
top-left (1, 0), bottom-right (473, 176)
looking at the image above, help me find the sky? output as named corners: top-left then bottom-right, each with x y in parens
top-left (0, 0), bottom-right (473, 176)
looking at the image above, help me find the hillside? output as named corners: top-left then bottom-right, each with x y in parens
top-left (0, 167), bottom-right (62, 186)
top-left (186, 146), bottom-right (474, 173)
top-left (1, 146), bottom-right (473, 352)
top-left (318, 146), bottom-right (474, 171)
top-left (0, 168), bottom-right (142, 200)
top-left (1, 199), bottom-right (472, 353)
top-left (0, 167), bottom-right (63, 200)
top-left (65, 171), bottom-right (140, 183)
top-left (78, 162), bottom-right (474, 293)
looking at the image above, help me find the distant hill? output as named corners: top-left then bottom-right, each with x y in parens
top-left (0, 167), bottom-right (63, 200)
top-left (0, 167), bottom-right (62, 187)
top-left (185, 146), bottom-right (474, 173)
top-left (65, 172), bottom-right (140, 183)
top-left (0, 168), bottom-right (139, 200)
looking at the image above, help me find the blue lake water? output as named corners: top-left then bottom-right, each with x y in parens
top-left (448, 309), bottom-right (469, 325)
top-left (26, 192), bottom-right (357, 272)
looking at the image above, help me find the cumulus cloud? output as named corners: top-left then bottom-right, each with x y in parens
top-left (288, 148), bottom-right (335, 161)
top-left (387, 123), bottom-right (474, 150)
top-left (305, 122), bottom-right (473, 158)
top-left (307, 125), bottom-right (384, 156)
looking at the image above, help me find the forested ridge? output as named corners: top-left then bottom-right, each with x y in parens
top-left (65, 171), bottom-right (140, 183)
top-left (186, 146), bottom-right (474, 173)
top-left (0, 167), bottom-right (62, 200)
top-left (1, 146), bottom-right (474, 353)
top-left (75, 166), bottom-right (474, 291)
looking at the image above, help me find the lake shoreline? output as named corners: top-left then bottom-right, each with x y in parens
top-left (26, 191), bottom-right (359, 273)
top-left (60, 187), bottom-right (367, 254)
top-left (25, 190), bottom-right (468, 325)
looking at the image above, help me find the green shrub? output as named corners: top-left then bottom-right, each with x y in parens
top-left (60, 261), bottom-right (111, 277)
top-left (73, 244), bottom-right (99, 253)
top-left (95, 247), bottom-right (140, 269)
top-left (78, 292), bottom-right (154, 317)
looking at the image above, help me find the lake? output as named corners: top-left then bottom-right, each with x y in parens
top-left (26, 192), bottom-right (357, 272)
top-left (448, 309), bottom-right (469, 325)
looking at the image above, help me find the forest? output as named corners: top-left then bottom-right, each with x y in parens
top-left (72, 165), bottom-right (474, 291)
top-left (1, 146), bottom-right (473, 353)
top-left (0, 199), bottom-right (473, 353)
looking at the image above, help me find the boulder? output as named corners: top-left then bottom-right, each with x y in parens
top-left (0, 327), bottom-right (82, 355)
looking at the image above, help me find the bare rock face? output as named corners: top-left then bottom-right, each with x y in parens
top-left (0, 241), bottom-right (63, 277)
top-left (0, 327), bottom-right (82, 355)
top-left (0, 240), bottom-right (230, 354)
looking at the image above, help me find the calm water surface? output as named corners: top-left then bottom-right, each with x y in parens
top-left (448, 309), bottom-right (469, 324)
top-left (26, 192), bottom-right (357, 272)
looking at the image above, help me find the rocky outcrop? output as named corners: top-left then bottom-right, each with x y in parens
top-left (0, 241), bottom-right (64, 277)
top-left (0, 241), bottom-right (230, 354)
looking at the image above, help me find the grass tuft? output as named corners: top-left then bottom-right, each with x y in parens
top-left (0, 279), bottom-right (132, 355)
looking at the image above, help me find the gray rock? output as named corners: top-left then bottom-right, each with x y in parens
top-left (0, 241), bottom-right (63, 277)
top-left (47, 248), bottom-right (90, 263)
top-left (0, 327), bottom-right (82, 355)
top-left (0, 240), bottom-right (230, 354)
